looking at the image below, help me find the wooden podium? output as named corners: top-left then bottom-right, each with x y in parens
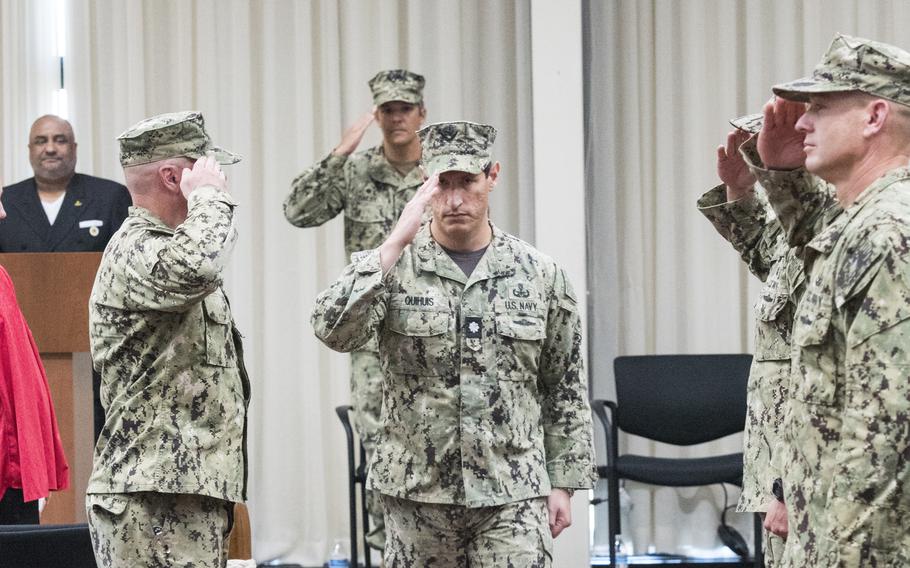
top-left (0, 252), bottom-right (102, 525)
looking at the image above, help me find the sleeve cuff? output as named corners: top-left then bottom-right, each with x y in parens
top-left (323, 152), bottom-right (349, 169)
top-left (188, 185), bottom-right (238, 208)
top-left (547, 461), bottom-right (598, 490)
top-left (696, 184), bottom-right (731, 209)
top-left (697, 183), bottom-right (766, 230)
top-left (351, 248), bottom-right (382, 275)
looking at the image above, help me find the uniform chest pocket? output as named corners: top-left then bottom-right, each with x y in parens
top-left (791, 296), bottom-right (837, 406)
top-left (384, 308), bottom-right (452, 376)
top-left (753, 288), bottom-right (792, 362)
top-left (494, 312), bottom-right (546, 380)
top-left (346, 184), bottom-right (389, 223)
top-left (203, 292), bottom-right (234, 367)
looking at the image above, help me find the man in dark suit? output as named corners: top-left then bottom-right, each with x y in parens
top-left (0, 115), bottom-right (131, 253)
top-left (0, 115), bottom-right (132, 443)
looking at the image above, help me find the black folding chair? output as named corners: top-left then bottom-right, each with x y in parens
top-left (593, 354), bottom-right (762, 567)
top-left (336, 405), bottom-right (373, 568)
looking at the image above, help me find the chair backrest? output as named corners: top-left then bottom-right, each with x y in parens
top-left (0, 523), bottom-right (96, 568)
top-left (613, 354), bottom-right (751, 445)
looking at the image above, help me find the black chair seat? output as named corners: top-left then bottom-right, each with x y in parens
top-left (616, 452), bottom-right (744, 487)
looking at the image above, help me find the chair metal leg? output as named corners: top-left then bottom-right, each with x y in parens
top-left (337, 406), bottom-right (360, 568)
top-left (753, 513), bottom-right (763, 567)
top-left (608, 475), bottom-right (621, 567)
top-left (359, 442), bottom-right (372, 568)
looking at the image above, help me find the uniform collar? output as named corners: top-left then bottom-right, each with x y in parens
top-left (415, 221), bottom-right (515, 284)
top-left (807, 166), bottom-right (910, 254)
top-left (368, 145), bottom-right (423, 188)
top-left (128, 206), bottom-right (176, 235)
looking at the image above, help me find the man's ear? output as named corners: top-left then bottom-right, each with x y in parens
top-left (487, 162), bottom-right (501, 189)
top-left (159, 164), bottom-right (181, 192)
top-left (865, 99), bottom-right (890, 137)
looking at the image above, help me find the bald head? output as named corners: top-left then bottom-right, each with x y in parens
top-left (122, 157), bottom-right (194, 229)
top-left (123, 157), bottom-right (193, 194)
top-left (28, 115), bottom-right (77, 184)
top-left (30, 115), bottom-right (74, 138)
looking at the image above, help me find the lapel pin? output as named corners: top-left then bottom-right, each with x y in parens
top-left (74, 200), bottom-right (83, 207)
top-left (89, 226), bottom-right (100, 237)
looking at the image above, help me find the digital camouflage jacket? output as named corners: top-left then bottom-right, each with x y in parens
top-left (284, 146), bottom-right (423, 260)
top-left (87, 186), bottom-right (250, 502)
top-left (311, 223), bottom-right (597, 507)
top-left (773, 167), bottom-right (910, 566)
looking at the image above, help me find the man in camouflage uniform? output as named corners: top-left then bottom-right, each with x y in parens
top-left (699, 115), bottom-right (799, 567)
top-left (699, 113), bottom-right (840, 566)
top-left (311, 121), bottom-right (596, 567)
top-left (85, 111), bottom-right (249, 568)
top-left (762, 34), bottom-right (910, 566)
top-left (284, 69), bottom-right (427, 550)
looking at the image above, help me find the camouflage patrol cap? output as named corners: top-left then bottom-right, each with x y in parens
top-left (368, 69), bottom-right (425, 106)
top-left (117, 111), bottom-right (241, 167)
top-left (729, 113), bottom-right (763, 134)
top-left (773, 33), bottom-right (910, 106)
top-left (418, 121), bottom-right (497, 175)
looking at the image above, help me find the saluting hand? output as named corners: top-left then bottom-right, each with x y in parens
top-left (717, 129), bottom-right (757, 201)
top-left (757, 97), bottom-right (807, 170)
top-left (180, 155), bottom-right (228, 199)
top-left (379, 171), bottom-right (439, 273)
top-left (332, 110), bottom-right (376, 156)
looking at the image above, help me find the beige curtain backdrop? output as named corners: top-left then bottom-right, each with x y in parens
top-left (585, 0), bottom-right (910, 557)
top-left (0, 0), bottom-right (67, 182)
top-left (46, 0), bottom-right (531, 564)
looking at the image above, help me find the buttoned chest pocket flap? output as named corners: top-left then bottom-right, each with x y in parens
top-left (346, 184), bottom-right (388, 223)
top-left (345, 193), bottom-right (390, 251)
top-left (385, 306), bottom-right (451, 376)
top-left (753, 285), bottom-right (791, 362)
top-left (495, 307), bottom-right (547, 380)
top-left (203, 292), bottom-right (233, 367)
top-left (791, 291), bottom-right (836, 406)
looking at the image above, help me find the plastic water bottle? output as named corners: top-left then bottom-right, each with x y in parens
top-left (327, 539), bottom-right (350, 567)
top-left (614, 533), bottom-right (628, 568)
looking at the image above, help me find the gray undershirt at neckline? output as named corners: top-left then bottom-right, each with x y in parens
top-left (441, 244), bottom-right (490, 277)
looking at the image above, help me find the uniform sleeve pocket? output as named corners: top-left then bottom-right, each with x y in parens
top-left (494, 313), bottom-right (546, 380)
top-left (495, 314), bottom-right (547, 341)
top-left (203, 292), bottom-right (233, 366)
top-left (844, 255), bottom-right (910, 347)
top-left (848, 301), bottom-right (910, 347)
top-left (204, 292), bottom-right (232, 324)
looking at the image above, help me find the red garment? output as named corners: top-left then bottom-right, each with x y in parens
top-left (0, 266), bottom-right (69, 502)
